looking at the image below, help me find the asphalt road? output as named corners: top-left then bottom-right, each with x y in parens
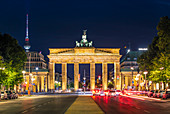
top-left (0, 95), bottom-right (77, 114)
top-left (92, 95), bottom-right (170, 114)
top-left (0, 95), bottom-right (170, 114)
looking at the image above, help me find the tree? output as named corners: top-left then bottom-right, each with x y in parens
top-left (0, 56), bottom-right (8, 100)
top-left (0, 33), bottom-right (27, 90)
top-left (108, 82), bottom-right (114, 89)
top-left (138, 16), bottom-right (170, 89)
top-left (69, 82), bottom-right (74, 88)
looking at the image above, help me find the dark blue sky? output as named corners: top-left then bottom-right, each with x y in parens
top-left (0, 0), bottom-right (170, 57)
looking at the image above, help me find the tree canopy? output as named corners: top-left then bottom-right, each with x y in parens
top-left (0, 33), bottom-right (27, 89)
top-left (138, 16), bottom-right (170, 88)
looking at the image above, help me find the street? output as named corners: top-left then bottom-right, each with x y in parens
top-left (0, 95), bottom-right (77, 114)
top-left (92, 95), bottom-right (170, 114)
top-left (0, 94), bottom-right (170, 114)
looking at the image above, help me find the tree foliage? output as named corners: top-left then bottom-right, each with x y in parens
top-left (138, 16), bottom-right (170, 86)
top-left (0, 33), bottom-right (27, 89)
top-left (0, 56), bottom-right (8, 89)
top-left (108, 82), bottom-right (114, 89)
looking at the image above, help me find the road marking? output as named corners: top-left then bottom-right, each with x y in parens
top-left (31, 107), bottom-right (35, 110)
top-left (144, 110), bottom-right (150, 113)
top-left (22, 110), bottom-right (28, 113)
top-left (136, 107), bottom-right (140, 109)
top-left (38, 105), bottom-right (42, 107)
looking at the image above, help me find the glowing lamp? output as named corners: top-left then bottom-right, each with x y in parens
top-left (143, 71), bottom-right (148, 75)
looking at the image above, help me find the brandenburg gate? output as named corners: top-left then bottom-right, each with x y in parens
top-left (48, 30), bottom-right (121, 91)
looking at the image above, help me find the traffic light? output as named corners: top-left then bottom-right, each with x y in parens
top-left (98, 75), bottom-right (101, 80)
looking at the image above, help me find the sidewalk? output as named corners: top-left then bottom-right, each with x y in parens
top-left (65, 96), bottom-right (104, 114)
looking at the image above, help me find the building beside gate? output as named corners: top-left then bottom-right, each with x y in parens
top-left (120, 49), bottom-right (146, 90)
top-left (22, 14), bottom-right (48, 93)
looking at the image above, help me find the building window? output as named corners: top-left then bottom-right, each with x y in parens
top-left (127, 58), bottom-right (130, 60)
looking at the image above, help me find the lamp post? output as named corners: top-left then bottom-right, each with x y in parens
top-left (22, 70), bottom-right (26, 94)
top-left (35, 67), bottom-right (39, 92)
top-left (143, 71), bottom-right (148, 90)
top-left (83, 69), bottom-right (86, 93)
top-left (31, 76), bottom-right (35, 94)
top-left (131, 67), bottom-right (134, 89)
top-left (29, 73), bottom-right (33, 94)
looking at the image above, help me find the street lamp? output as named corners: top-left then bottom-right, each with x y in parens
top-left (29, 73), bottom-right (33, 94)
top-left (35, 67), bottom-right (39, 92)
top-left (143, 71), bottom-right (148, 90)
top-left (83, 77), bottom-right (86, 93)
top-left (131, 67), bottom-right (134, 89)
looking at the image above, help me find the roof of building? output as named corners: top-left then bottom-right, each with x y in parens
top-left (120, 51), bottom-right (144, 63)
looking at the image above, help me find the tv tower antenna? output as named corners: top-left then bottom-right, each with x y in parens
top-left (24, 14), bottom-right (31, 52)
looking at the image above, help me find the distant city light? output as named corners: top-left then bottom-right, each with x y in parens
top-left (127, 49), bottom-right (130, 53)
top-left (36, 67), bottom-right (39, 70)
top-left (138, 48), bottom-right (148, 51)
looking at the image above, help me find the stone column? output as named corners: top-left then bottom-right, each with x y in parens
top-left (49, 62), bottom-right (55, 91)
top-left (114, 62), bottom-right (121, 90)
top-left (37, 76), bottom-right (40, 92)
top-left (62, 63), bottom-right (67, 91)
top-left (41, 76), bottom-right (44, 92)
top-left (26, 75), bottom-right (29, 91)
top-left (90, 63), bottom-right (95, 90)
top-left (102, 63), bottom-right (107, 90)
top-left (74, 63), bottom-right (79, 91)
top-left (45, 76), bottom-right (48, 92)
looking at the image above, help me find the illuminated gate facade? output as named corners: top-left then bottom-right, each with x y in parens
top-left (47, 31), bottom-right (121, 91)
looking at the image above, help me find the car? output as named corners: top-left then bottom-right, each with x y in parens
top-left (153, 90), bottom-right (159, 98)
top-left (162, 90), bottom-right (170, 99)
top-left (92, 89), bottom-right (105, 96)
top-left (148, 90), bottom-right (155, 97)
top-left (108, 90), bottom-right (116, 96)
top-left (104, 90), bottom-right (110, 96)
top-left (157, 90), bottom-right (165, 98)
top-left (6, 90), bottom-right (14, 99)
top-left (12, 91), bottom-right (18, 99)
top-left (1, 91), bottom-right (7, 100)
top-left (115, 90), bottom-right (121, 96)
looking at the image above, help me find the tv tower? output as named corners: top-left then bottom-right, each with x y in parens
top-left (24, 14), bottom-right (31, 52)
